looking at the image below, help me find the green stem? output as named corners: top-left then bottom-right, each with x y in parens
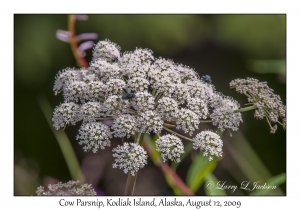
top-left (277, 120), bottom-right (285, 129)
top-left (234, 105), bottom-right (257, 113)
top-left (201, 120), bottom-right (212, 123)
top-left (95, 117), bottom-right (114, 120)
top-left (136, 133), bottom-right (141, 143)
top-left (163, 123), bottom-right (176, 128)
top-left (155, 92), bottom-right (163, 103)
top-left (128, 109), bottom-right (138, 115)
top-left (151, 88), bottom-right (156, 96)
top-left (124, 173), bottom-right (138, 196)
top-left (163, 127), bottom-right (194, 142)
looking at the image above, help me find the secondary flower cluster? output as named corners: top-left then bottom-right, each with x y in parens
top-left (230, 78), bottom-right (286, 133)
top-left (36, 180), bottom-right (96, 196)
top-left (112, 142), bottom-right (148, 176)
top-left (193, 130), bottom-right (223, 161)
top-left (52, 39), bottom-right (285, 175)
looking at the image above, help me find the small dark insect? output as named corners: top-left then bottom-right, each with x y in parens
top-left (111, 57), bottom-right (119, 63)
top-left (202, 75), bottom-right (211, 83)
top-left (121, 93), bottom-right (135, 100)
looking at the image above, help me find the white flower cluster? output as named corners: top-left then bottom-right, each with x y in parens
top-left (103, 95), bottom-right (130, 116)
top-left (156, 97), bottom-right (178, 121)
top-left (136, 111), bottom-right (163, 134)
top-left (210, 94), bottom-right (243, 132)
top-left (156, 134), bottom-right (184, 163)
top-left (187, 97), bottom-right (209, 119)
top-left (36, 180), bottom-right (96, 196)
top-left (132, 91), bottom-right (155, 113)
top-left (230, 78), bottom-right (286, 133)
top-left (79, 102), bottom-right (103, 122)
top-left (52, 39), bottom-right (250, 173)
top-left (92, 39), bottom-right (121, 62)
top-left (176, 108), bottom-right (200, 136)
top-left (112, 142), bottom-right (148, 176)
top-left (76, 122), bottom-right (112, 153)
top-left (52, 102), bottom-right (81, 130)
top-left (111, 114), bottom-right (137, 138)
top-left (193, 130), bottom-right (223, 161)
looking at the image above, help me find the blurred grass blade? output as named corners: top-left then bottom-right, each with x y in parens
top-left (227, 131), bottom-right (284, 195)
top-left (186, 154), bottom-right (219, 193)
top-left (171, 142), bottom-right (193, 170)
top-left (204, 173), bottom-right (227, 195)
top-left (250, 173), bottom-right (286, 196)
top-left (37, 95), bottom-right (85, 183)
top-left (227, 131), bottom-right (271, 181)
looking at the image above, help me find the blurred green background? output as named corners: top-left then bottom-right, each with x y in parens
top-left (14, 14), bottom-right (286, 195)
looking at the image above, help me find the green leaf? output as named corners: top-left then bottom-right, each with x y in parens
top-left (250, 173), bottom-right (286, 196)
top-left (186, 154), bottom-right (219, 192)
top-left (204, 173), bottom-right (227, 195)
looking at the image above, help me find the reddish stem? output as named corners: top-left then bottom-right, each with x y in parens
top-left (68, 14), bottom-right (89, 68)
top-left (143, 141), bottom-right (194, 196)
top-left (160, 164), bottom-right (194, 196)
